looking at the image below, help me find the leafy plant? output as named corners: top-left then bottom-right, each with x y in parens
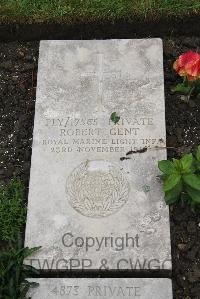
top-left (0, 178), bottom-right (26, 242)
top-left (172, 77), bottom-right (200, 101)
top-left (0, 235), bottom-right (41, 299)
top-left (110, 112), bottom-right (120, 124)
top-left (158, 145), bottom-right (200, 207)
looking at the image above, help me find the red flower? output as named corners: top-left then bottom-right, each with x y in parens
top-left (173, 51), bottom-right (200, 81)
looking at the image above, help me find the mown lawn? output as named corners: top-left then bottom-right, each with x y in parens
top-left (0, 0), bottom-right (200, 23)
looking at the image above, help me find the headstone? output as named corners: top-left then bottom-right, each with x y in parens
top-left (25, 39), bottom-right (171, 271)
top-left (27, 278), bottom-right (173, 298)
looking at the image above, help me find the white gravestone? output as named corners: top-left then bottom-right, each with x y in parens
top-left (25, 39), bottom-right (171, 271)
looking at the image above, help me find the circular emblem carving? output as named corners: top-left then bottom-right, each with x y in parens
top-left (66, 160), bottom-right (129, 218)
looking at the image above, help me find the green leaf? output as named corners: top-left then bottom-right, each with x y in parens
top-left (183, 174), bottom-right (200, 191)
top-left (110, 112), bottom-right (120, 124)
top-left (0, 244), bottom-right (41, 298)
top-left (22, 246), bottom-right (42, 259)
top-left (29, 282), bottom-right (40, 288)
top-left (196, 145), bottom-right (200, 162)
top-left (195, 160), bottom-right (200, 172)
top-left (172, 158), bottom-right (181, 171)
top-left (158, 174), bottom-right (167, 181)
top-left (164, 173), bottom-right (181, 192)
top-left (164, 180), bottom-right (183, 205)
top-left (23, 264), bottom-right (40, 275)
top-left (171, 83), bottom-right (192, 95)
top-left (181, 192), bottom-right (191, 202)
top-left (158, 160), bottom-right (177, 175)
top-left (180, 153), bottom-right (193, 172)
top-left (186, 185), bottom-right (200, 204)
top-left (194, 79), bottom-right (200, 94)
top-left (19, 282), bottom-right (30, 298)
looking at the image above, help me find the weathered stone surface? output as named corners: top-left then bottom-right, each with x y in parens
top-left (25, 39), bottom-right (171, 270)
top-left (28, 278), bottom-right (173, 298)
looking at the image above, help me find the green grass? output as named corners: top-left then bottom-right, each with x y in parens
top-left (0, 180), bottom-right (40, 298)
top-left (0, 0), bottom-right (200, 23)
top-left (0, 179), bottom-right (26, 242)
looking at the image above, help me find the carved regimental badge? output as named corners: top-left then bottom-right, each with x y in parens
top-left (66, 160), bottom-right (129, 218)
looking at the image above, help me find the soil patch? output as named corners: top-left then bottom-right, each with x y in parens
top-left (0, 15), bottom-right (200, 41)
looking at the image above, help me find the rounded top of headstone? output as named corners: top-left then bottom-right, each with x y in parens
top-left (66, 160), bottom-right (129, 218)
